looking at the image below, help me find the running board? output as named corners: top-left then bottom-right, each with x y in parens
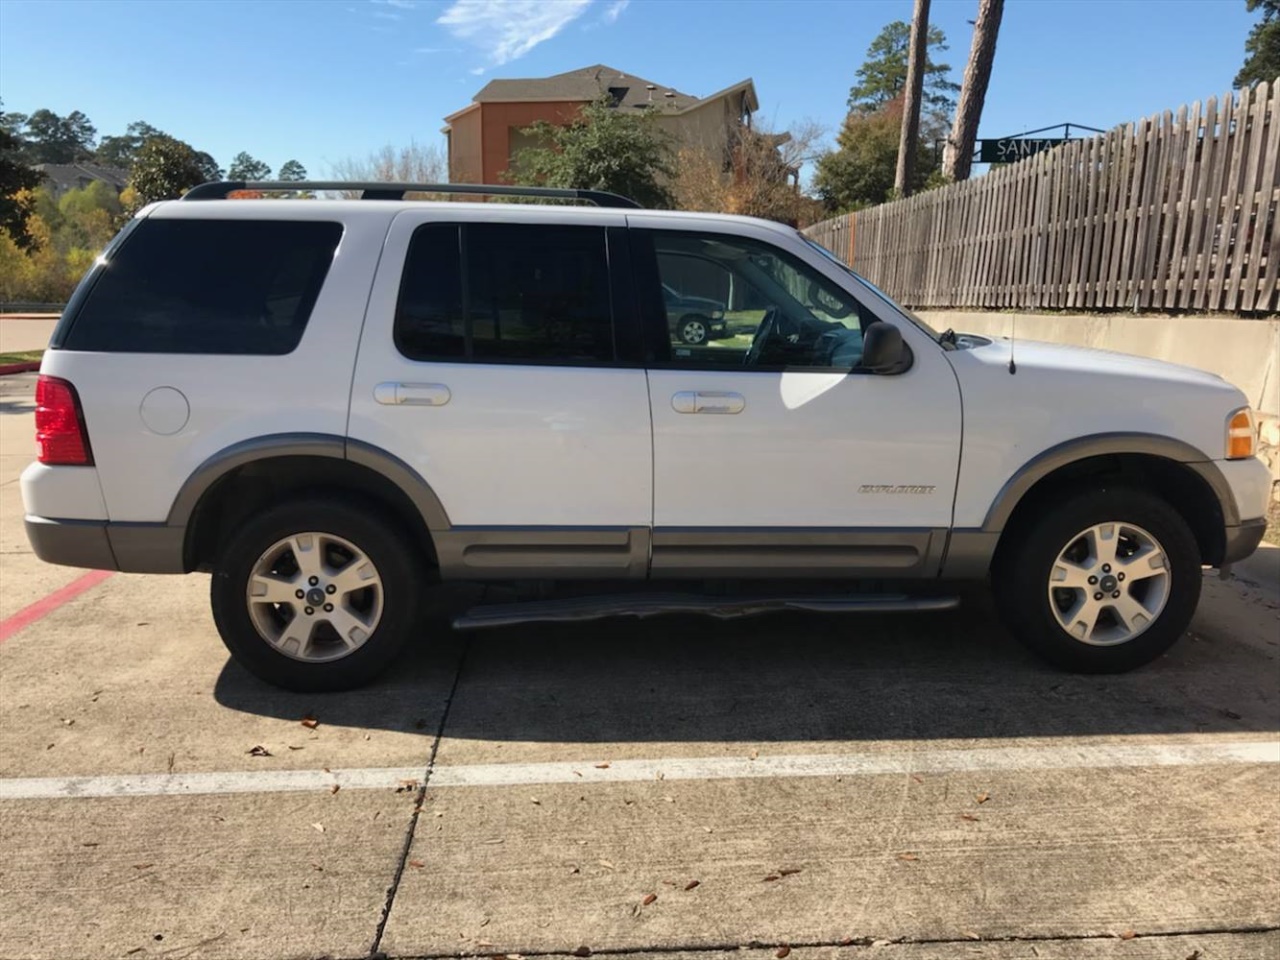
top-left (452, 593), bottom-right (960, 630)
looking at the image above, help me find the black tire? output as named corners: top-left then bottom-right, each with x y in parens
top-left (993, 486), bottom-right (1201, 673)
top-left (678, 315), bottom-right (710, 345)
top-left (210, 497), bottom-right (424, 692)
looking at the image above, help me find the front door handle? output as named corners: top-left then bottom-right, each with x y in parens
top-left (671, 390), bottom-right (745, 414)
top-left (374, 382), bottom-right (451, 406)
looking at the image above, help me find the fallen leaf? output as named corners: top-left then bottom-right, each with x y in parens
top-left (962, 931), bottom-right (981, 941)
top-left (662, 796), bottom-right (674, 803)
top-left (133, 863), bottom-right (153, 870)
top-left (959, 813), bottom-right (980, 822)
top-left (897, 852), bottom-right (919, 861)
top-left (61, 718), bottom-right (75, 726)
top-left (480, 917), bottom-right (491, 927)
top-left (975, 792), bottom-right (990, 804)
top-left (569, 866), bottom-right (580, 875)
top-left (530, 797), bottom-right (541, 805)
top-left (82, 841), bottom-right (99, 847)
top-left (642, 893), bottom-right (657, 906)
top-left (311, 822), bottom-right (325, 833)
top-left (506, 954), bottom-right (524, 960)
top-left (300, 715), bottom-right (319, 730)
top-left (247, 745), bottom-right (272, 757)
top-left (779, 867), bottom-right (802, 876)
top-left (573, 947), bottom-right (591, 958)
top-left (287, 745), bottom-right (305, 751)
top-left (763, 874), bottom-right (780, 882)
top-left (127, 949), bottom-right (143, 956)
top-left (329, 784), bottom-right (340, 795)
top-left (1118, 930), bottom-right (1137, 941)
top-left (703, 826), bottom-right (713, 833)
top-left (594, 762), bottom-right (610, 769)
top-left (409, 860), bottom-right (425, 869)
top-left (749, 749), bottom-right (759, 760)
top-left (482, 838), bottom-right (504, 844)
top-left (776, 948), bottom-right (791, 959)
top-left (839, 939), bottom-right (855, 947)
top-left (598, 859), bottom-right (615, 870)
top-left (310, 862), bottom-right (324, 871)
top-left (574, 770), bottom-right (583, 777)
top-left (1185, 951), bottom-right (1203, 960)
top-left (910, 774), bottom-right (924, 783)
top-left (684, 880), bottom-right (700, 891)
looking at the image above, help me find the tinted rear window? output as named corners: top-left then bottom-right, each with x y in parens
top-left (61, 219), bottom-right (343, 354)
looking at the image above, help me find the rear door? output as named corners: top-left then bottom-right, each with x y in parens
top-left (348, 211), bottom-right (653, 579)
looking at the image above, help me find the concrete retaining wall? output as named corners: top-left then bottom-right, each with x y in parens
top-left (917, 312), bottom-right (1280, 497)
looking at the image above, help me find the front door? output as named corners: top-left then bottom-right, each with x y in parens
top-left (348, 213), bottom-right (652, 579)
top-left (630, 217), bottom-right (963, 578)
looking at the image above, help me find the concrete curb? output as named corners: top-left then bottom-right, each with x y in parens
top-left (0, 362), bottom-right (41, 376)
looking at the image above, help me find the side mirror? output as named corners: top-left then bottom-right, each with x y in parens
top-left (861, 321), bottom-right (907, 374)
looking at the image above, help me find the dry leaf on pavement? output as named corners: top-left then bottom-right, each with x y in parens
top-left (684, 880), bottom-right (700, 891)
top-left (642, 893), bottom-right (657, 906)
top-left (300, 715), bottom-right (319, 730)
top-left (408, 860), bottom-right (425, 868)
top-left (975, 792), bottom-right (990, 804)
top-left (897, 852), bottom-right (919, 861)
top-left (573, 947), bottom-right (591, 958)
top-left (311, 822), bottom-right (325, 833)
top-left (247, 745), bottom-right (272, 757)
top-left (779, 868), bottom-right (802, 876)
top-left (763, 874), bottom-right (780, 882)
top-left (329, 784), bottom-right (340, 795)
top-left (594, 762), bottom-right (610, 769)
top-left (776, 948), bottom-right (791, 959)
top-left (959, 813), bottom-right (980, 822)
top-left (1119, 930), bottom-right (1136, 940)
top-left (598, 859), bottom-right (615, 870)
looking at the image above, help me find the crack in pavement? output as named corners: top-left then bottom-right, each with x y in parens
top-left (371, 925), bottom-right (1280, 959)
top-left (369, 637), bottom-right (473, 958)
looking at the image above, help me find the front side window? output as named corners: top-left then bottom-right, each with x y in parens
top-left (644, 231), bottom-right (873, 370)
top-left (396, 223), bottom-right (615, 364)
top-left (61, 219), bottom-right (343, 355)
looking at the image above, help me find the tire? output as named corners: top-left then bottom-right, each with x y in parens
top-left (678, 316), bottom-right (709, 345)
top-left (210, 497), bottom-right (424, 692)
top-left (993, 486), bottom-right (1201, 673)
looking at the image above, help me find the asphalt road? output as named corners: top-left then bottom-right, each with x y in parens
top-left (1, 371), bottom-right (1277, 960)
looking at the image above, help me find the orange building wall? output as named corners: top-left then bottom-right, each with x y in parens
top-left (477, 100), bottom-right (589, 183)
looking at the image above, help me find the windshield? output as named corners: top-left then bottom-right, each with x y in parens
top-left (798, 233), bottom-right (941, 339)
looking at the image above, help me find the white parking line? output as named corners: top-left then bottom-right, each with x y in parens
top-left (0, 739), bottom-right (1276, 801)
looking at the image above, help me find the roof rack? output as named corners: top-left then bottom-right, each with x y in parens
top-left (181, 181), bottom-right (642, 208)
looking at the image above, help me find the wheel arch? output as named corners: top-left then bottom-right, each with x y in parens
top-left (175, 434), bottom-right (449, 572)
top-left (985, 434), bottom-right (1234, 570)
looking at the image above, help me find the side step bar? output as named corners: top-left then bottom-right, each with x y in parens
top-left (452, 593), bottom-right (960, 630)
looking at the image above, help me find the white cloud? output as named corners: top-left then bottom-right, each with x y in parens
top-left (437, 0), bottom-right (592, 66)
top-left (603, 0), bottom-right (628, 22)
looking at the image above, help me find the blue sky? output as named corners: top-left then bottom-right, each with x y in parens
top-left (0, 0), bottom-right (1262, 182)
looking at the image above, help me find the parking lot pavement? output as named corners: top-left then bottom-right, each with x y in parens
top-left (1, 372), bottom-right (1277, 960)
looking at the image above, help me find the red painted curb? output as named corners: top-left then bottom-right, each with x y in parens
top-left (0, 361), bottom-right (41, 376)
top-left (0, 570), bottom-right (115, 644)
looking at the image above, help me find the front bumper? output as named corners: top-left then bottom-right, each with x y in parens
top-left (25, 516), bottom-right (187, 573)
top-left (1222, 517), bottom-right (1268, 565)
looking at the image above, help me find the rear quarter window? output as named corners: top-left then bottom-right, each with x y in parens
top-left (59, 219), bottom-right (343, 355)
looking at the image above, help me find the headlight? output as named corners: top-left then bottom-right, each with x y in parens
top-left (711, 310), bottom-right (724, 320)
top-left (1226, 406), bottom-right (1256, 459)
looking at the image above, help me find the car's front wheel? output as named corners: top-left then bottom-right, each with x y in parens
top-left (994, 487), bottom-right (1201, 673)
top-left (679, 316), bottom-right (710, 345)
top-left (210, 497), bottom-right (423, 691)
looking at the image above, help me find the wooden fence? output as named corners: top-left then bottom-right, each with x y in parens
top-left (804, 81), bottom-right (1279, 314)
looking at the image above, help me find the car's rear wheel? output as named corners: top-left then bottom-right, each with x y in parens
top-left (211, 497), bottom-right (423, 691)
top-left (679, 316), bottom-right (710, 345)
top-left (994, 487), bottom-right (1201, 673)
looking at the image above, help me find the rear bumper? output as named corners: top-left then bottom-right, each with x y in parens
top-left (1222, 517), bottom-right (1268, 566)
top-left (25, 516), bottom-right (186, 573)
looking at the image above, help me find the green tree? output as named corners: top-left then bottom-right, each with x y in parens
top-left (1236, 0), bottom-right (1280, 87)
top-left (508, 97), bottom-right (674, 208)
top-left (813, 99), bottom-right (939, 213)
top-left (0, 128), bottom-right (44, 250)
top-left (193, 151), bottom-right (222, 182)
top-left (277, 159), bottom-right (307, 181)
top-left (227, 151), bottom-right (271, 181)
top-left (95, 121), bottom-right (165, 169)
top-left (128, 136), bottom-right (206, 206)
top-left (848, 21), bottom-right (959, 122)
top-left (20, 109), bottom-right (97, 164)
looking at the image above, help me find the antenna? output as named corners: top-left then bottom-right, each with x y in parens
top-left (1008, 314), bottom-right (1018, 375)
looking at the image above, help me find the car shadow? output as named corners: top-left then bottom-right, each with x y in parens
top-left (213, 584), bottom-right (1280, 743)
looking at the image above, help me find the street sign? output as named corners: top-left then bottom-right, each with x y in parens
top-left (978, 137), bottom-right (1074, 164)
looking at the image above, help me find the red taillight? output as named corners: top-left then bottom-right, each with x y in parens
top-left (35, 375), bottom-right (93, 466)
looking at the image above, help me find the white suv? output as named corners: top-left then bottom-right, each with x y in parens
top-left (21, 181), bottom-right (1271, 691)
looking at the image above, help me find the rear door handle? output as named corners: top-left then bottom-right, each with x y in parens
top-left (671, 391), bottom-right (745, 414)
top-left (374, 382), bottom-right (451, 406)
